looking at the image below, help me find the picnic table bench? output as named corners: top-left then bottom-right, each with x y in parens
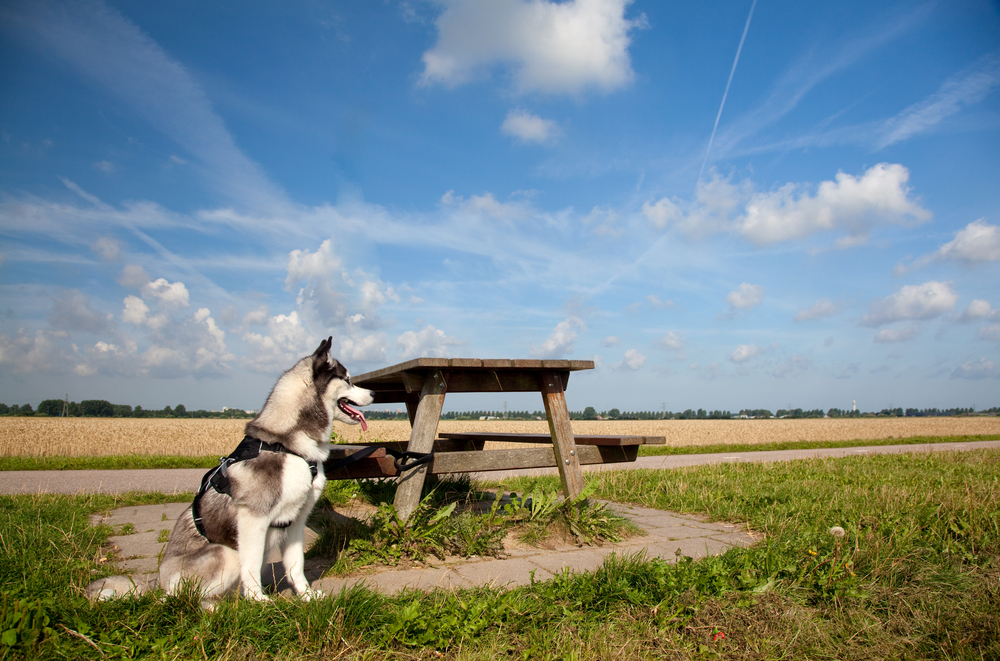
top-left (328, 358), bottom-right (665, 520)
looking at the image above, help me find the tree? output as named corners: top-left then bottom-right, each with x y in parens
top-left (608, 408), bottom-right (621, 418)
top-left (582, 406), bottom-right (597, 420)
top-left (80, 400), bottom-right (114, 417)
top-left (174, 404), bottom-right (187, 417)
top-left (37, 399), bottom-right (64, 416)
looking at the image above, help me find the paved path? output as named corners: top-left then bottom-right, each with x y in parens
top-left (88, 500), bottom-right (757, 596)
top-left (5, 440), bottom-right (998, 495)
top-left (16, 439), bottom-right (996, 597)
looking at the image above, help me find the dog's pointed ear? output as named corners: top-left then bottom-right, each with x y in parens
top-left (313, 336), bottom-right (332, 360)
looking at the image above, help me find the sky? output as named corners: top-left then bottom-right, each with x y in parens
top-left (1, 0), bottom-right (999, 415)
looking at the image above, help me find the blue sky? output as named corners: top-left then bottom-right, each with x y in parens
top-left (1, 0), bottom-right (998, 414)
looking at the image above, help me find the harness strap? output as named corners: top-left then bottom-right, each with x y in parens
top-left (191, 436), bottom-right (319, 540)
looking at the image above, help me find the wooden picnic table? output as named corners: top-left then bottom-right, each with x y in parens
top-left (327, 358), bottom-right (664, 520)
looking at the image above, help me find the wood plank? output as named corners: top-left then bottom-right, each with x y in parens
top-left (324, 445), bottom-right (638, 479)
top-left (392, 369), bottom-right (447, 521)
top-left (438, 432), bottom-right (666, 446)
top-left (539, 371), bottom-right (584, 500)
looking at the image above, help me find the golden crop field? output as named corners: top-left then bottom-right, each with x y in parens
top-left (1, 415), bottom-right (998, 457)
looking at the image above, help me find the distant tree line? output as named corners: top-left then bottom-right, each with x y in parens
top-left (0, 399), bottom-right (254, 419)
top-left (3, 400), bottom-right (997, 420)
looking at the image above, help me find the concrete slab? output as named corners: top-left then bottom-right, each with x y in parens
top-left (454, 557), bottom-right (554, 588)
top-left (525, 549), bottom-right (606, 576)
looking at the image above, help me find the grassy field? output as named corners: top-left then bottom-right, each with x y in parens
top-left (2, 415), bottom-right (998, 457)
top-left (1, 449), bottom-right (997, 659)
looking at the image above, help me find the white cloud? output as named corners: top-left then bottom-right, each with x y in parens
top-left (728, 343), bottom-right (770, 363)
top-left (655, 332), bottom-right (686, 360)
top-left (860, 281), bottom-right (959, 327)
top-left (601, 336), bottom-right (619, 347)
top-left (93, 159), bottom-right (116, 173)
top-left (501, 109), bottom-right (560, 144)
top-left (0, 330), bottom-right (71, 375)
top-left (726, 283), bottom-right (764, 311)
top-left (141, 278), bottom-right (190, 307)
top-left (642, 170), bottom-right (745, 237)
top-left (90, 236), bottom-right (121, 260)
top-left (899, 220), bottom-right (1000, 275)
top-left (339, 333), bottom-right (388, 363)
top-left (615, 348), bottom-right (645, 370)
top-left (531, 316), bottom-right (585, 358)
top-left (118, 263), bottom-right (150, 288)
top-left (285, 240), bottom-right (347, 327)
top-left (420, 0), bottom-right (642, 95)
top-left (739, 164), bottom-right (931, 246)
top-left (873, 325), bottom-right (920, 343)
top-left (286, 239), bottom-right (340, 289)
top-left (877, 51), bottom-right (1000, 149)
top-left (957, 299), bottom-right (996, 324)
top-left (951, 358), bottom-right (1000, 379)
top-left (242, 311), bottom-right (315, 373)
top-left (794, 298), bottom-right (838, 322)
top-left (397, 325), bottom-right (462, 359)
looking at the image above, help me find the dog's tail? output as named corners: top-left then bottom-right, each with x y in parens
top-left (85, 575), bottom-right (152, 601)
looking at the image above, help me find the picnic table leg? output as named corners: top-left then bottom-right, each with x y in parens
top-left (393, 369), bottom-right (447, 521)
top-left (539, 371), bottom-right (584, 501)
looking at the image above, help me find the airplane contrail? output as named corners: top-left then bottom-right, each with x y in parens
top-left (697, 0), bottom-right (758, 187)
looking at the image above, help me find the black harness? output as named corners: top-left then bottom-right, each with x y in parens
top-left (190, 436), bottom-right (435, 542)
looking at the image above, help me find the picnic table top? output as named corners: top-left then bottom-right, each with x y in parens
top-left (353, 358), bottom-right (595, 386)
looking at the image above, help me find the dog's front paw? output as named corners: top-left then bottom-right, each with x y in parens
top-left (299, 587), bottom-right (324, 601)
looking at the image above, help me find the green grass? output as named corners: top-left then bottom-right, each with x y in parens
top-left (637, 432), bottom-right (999, 456)
top-left (0, 455), bottom-right (220, 471)
top-left (2, 433), bottom-right (995, 470)
top-left (2, 450), bottom-right (999, 659)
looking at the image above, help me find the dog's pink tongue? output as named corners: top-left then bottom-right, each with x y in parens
top-left (342, 402), bottom-right (368, 431)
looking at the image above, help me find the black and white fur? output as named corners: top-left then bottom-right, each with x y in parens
top-left (87, 338), bottom-right (372, 604)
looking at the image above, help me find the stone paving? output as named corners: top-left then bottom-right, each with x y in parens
top-left (89, 500), bottom-right (758, 596)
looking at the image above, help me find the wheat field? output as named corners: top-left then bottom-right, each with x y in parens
top-left (1, 416), bottom-right (997, 457)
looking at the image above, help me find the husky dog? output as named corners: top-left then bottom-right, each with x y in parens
top-left (87, 338), bottom-right (372, 603)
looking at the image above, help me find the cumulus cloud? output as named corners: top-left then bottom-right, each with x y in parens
top-left (397, 325), bottom-right (463, 359)
top-left (339, 333), bottom-right (388, 364)
top-left (420, 0), bottom-right (642, 95)
top-left (956, 299), bottom-right (997, 324)
top-left (873, 324), bottom-right (920, 343)
top-left (739, 164), bottom-right (931, 246)
top-left (615, 348), bottom-right (646, 370)
top-left (860, 281), bottom-right (959, 327)
top-left (642, 164), bottom-right (931, 248)
top-left (725, 283), bottom-right (764, 312)
top-left (601, 336), bottom-right (619, 347)
top-left (142, 278), bottom-right (190, 307)
top-left (0, 330), bottom-right (71, 375)
top-left (794, 297), bottom-right (838, 322)
top-left (642, 170), bottom-right (746, 237)
top-left (285, 240), bottom-right (347, 327)
top-left (647, 295), bottom-right (673, 310)
top-left (531, 316), bottom-right (585, 358)
top-left (242, 311), bottom-right (315, 373)
top-left (951, 358), bottom-right (1000, 379)
top-left (501, 109), bottom-right (560, 144)
top-left (896, 219), bottom-right (1000, 275)
top-left (728, 343), bottom-right (771, 363)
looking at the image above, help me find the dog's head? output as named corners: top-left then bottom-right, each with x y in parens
top-left (311, 337), bottom-right (374, 431)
